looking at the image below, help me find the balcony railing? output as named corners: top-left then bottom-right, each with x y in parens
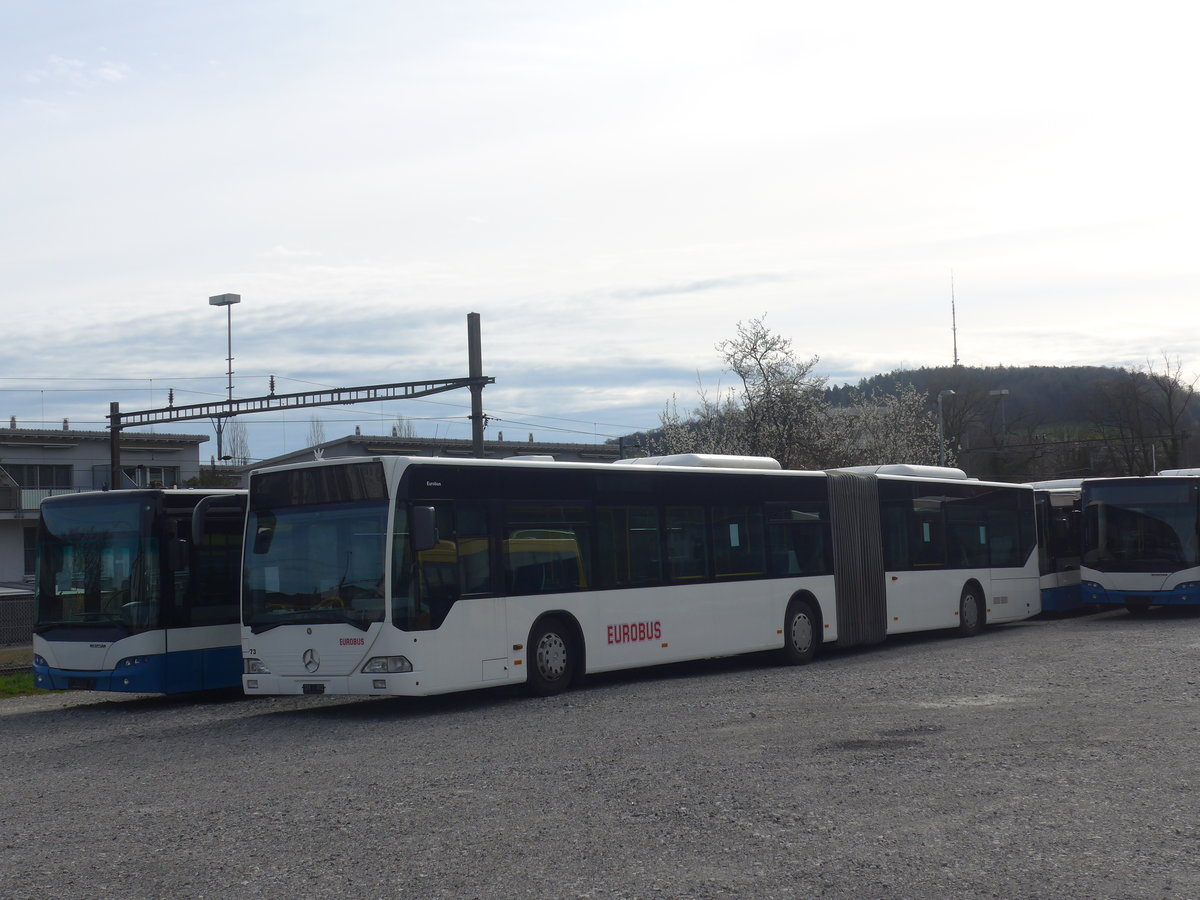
top-left (0, 487), bottom-right (88, 515)
top-left (21, 487), bottom-right (87, 509)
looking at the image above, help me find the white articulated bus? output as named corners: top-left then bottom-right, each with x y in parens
top-left (33, 489), bottom-right (247, 693)
top-left (240, 455), bottom-right (1040, 697)
top-left (1081, 470), bottom-right (1200, 613)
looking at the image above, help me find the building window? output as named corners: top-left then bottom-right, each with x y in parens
top-left (6, 464), bottom-right (72, 488)
top-left (121, 466), bottom-right (180, 488)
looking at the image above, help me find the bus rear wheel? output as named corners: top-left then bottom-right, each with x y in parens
top-left (781, 599), bottom-right (818, 665)
top-left (527, 617), bottom-right (578, 696)
top-left (957, 585), bottom-right (985, 637)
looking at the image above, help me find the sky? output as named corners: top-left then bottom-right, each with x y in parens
top-left (2, 1), bottom-right (1199, 464)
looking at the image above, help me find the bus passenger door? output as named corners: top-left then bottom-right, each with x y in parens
top-left (420, 502), bottom-right (511, 687)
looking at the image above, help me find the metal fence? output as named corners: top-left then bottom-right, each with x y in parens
top-left (0, 594), bottom-right (33, 674)
top-left (1, 594), bottom-right (34, 646)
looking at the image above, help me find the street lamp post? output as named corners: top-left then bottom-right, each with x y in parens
top-left (938, 389), bottom-right (956, 467)
top-left (209, 293), bottom-right (241, 462)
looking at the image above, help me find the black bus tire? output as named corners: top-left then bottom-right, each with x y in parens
top-left (957, 584), bottom-right (985, 637)
top-left (781, 598), bottom-right (819, 665)
top-left (526, 617), bottom-right (578, 696)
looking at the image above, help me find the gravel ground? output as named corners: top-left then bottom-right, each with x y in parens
top-left (2, 607), bottom-right (1199, 900)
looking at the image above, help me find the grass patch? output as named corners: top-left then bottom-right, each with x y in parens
top-left (0, 671), bottom-right (48, 698)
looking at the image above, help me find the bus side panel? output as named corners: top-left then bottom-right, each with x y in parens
top-left (987, 565), bottom-right (1041, 622)
top-left (409, 597), bottom-right (512, 693)
top-left (885, 569), bottom-right (984, 633)
top-left (557, 577), bottom-right (811, 675)
top-left (164, 623), bottom-right (242, 691)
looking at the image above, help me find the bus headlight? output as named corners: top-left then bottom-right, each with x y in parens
top-left (33, 654), bottom-right (46, 667)
top-left (362, 656), bottom-right (413, 674)
top-left (244, 658), bottom-right (271, 675)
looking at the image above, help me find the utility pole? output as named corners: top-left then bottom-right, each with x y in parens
top-left (468, 312), bottom-right (485, 458)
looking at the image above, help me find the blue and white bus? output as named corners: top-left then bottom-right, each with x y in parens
top-left (1081, 471), bottom-right (1200, 614)
top-left (1029, 480), bottom-right (1083, 613)
top-left (239, 455), bottom-right (1040, 697)
top-left (33, 488), bottom-right (247, 693)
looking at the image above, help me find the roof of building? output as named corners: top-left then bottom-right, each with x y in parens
top-left (0, 427), bottom-right (208, 447)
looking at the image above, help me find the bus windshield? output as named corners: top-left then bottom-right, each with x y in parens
top-left (35, 495), bottom-right (159, 636)
top-left (244, 498), bottom-right (389, 633)
top-left (1083, 480), bottom-right (1200, 572)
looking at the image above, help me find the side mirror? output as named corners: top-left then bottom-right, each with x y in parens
top-left (411, 506), bottom-right (438, 552)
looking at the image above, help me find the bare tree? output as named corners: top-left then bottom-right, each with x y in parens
top-left (392, 416), bottom-right (417, 438)
top-left (1081, 359), bottom-right (1198, 475)
top-left (716, 315), bottom-right (831, 468)
top-left (831, 385), bottom-right (949, 467)
top-left (656, 317), bottom-right (951, 469)
top-left (306, 416), bottom-right (326, 448)
top-left (1145, 355), bottom-right (1198, 470)
top-left (225, 420), bottom-right (251, 466)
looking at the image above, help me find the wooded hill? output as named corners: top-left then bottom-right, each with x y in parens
top-left (827, 364), bottom-right (1200, 480)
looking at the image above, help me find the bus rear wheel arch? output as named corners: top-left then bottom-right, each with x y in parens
top-left (526, 614), bottom-right (583, 696)
top-left (957, 581), bottom-right (986, 637)
top-left (781, 594), bottom-right (821, 665)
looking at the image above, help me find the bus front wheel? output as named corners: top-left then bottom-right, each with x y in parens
top-left (957, 585), bottom-right (985, 637)
top-left (527, 617), bottom-right (578, 696)
top-left (781, 598), bottom-right (819, 665)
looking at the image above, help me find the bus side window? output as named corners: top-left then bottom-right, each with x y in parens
top-left (188, 518), bottom-right (242, 627)
top-left (596, 505), bottom-right (661, 588)
top-left (712, 505), bottom-right (765, 579)
top-left (503, 505), bottom-right (589, 595)
top-left (456, 503), bottom-right (491, 595)
top-left (911, 496), bottom-right (946, 567)
top-left (666, 507), bottom-right (707, 582)
top-left (766, 503), bottom-right (831, 576)
top-left (419, 504), bottom-right (461, 627)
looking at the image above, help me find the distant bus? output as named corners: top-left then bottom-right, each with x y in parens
top-left (1028, 480), bottom-right (1083, 613)
top-left (1081, 471), bottom-right (1200, 613)
top-left (240, 455), bottom-right (1040, 698)
top-left (33, 489), bottom-right (247, 693)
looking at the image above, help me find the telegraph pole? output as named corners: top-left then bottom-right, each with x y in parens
top-left (468, 312), bottom-right (485, 457)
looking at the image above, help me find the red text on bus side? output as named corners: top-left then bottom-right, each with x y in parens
top-left (607, 621), bottom-right (663, 645)
top-left (339, 637), bottom-right (365, 646)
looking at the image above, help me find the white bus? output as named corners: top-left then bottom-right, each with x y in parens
top-left (1081, 471), bottom-right (1200, 613)
top-left (33, 489), bottom-right (247, 693)
top-left (240, 455), bottom-right (1040, 697)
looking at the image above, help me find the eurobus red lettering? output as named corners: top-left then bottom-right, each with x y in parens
top-left (607, 621), bottom-right (663, 644)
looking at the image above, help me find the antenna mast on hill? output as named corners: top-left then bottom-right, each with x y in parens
top-left (950, 271), bottom-right (960, 367)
